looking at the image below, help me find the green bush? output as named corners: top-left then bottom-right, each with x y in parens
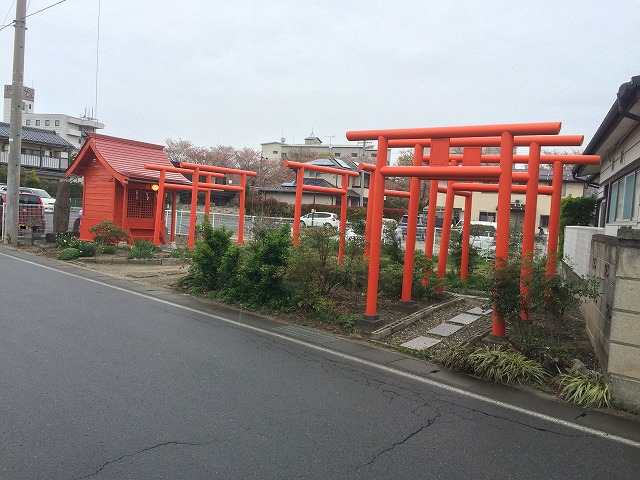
top-left (88, 221), bottom-right (130, 245)
top-left (188, 216), bottom-right (233, 289)
top-left (75, 240), bottom-right (97, 257)
top-left (555, 372), bottom-right (611, 408)
top-left (58, 247), bottom-right (81, 260)
top-left (98, 243), bottom-right (117, 254)
top-left (559, 195), bottom-right (596, 258)
top-left (128, 240), bottom-right (156, 259)
top-left (169, 247), bottom-right (192, 259)
top-left (55, 233), bottom-right (77, 249)
top-left (467, 346), bottom-right (549, 385)
top-left (228, 224), bottom-right (293, 309)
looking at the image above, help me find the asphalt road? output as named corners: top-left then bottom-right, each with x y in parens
top-left (1, 248), bottom-right (639, 479)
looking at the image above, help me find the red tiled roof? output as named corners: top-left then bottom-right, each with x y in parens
top-left (68, 132), bottom-right (190, 185)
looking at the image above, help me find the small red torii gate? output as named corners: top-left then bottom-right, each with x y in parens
top-left (286, 160), bottom-right (360, 261)
top-left (144, 163), bottom-right (256, 249)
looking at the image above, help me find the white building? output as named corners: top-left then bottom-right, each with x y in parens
top-left (3, 85), bottom-right (104, 149)
top-left (261, 131), bottom-right (377, 162)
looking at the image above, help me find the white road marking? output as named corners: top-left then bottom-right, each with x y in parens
top-left (3, 250), bottom-right (639, 449)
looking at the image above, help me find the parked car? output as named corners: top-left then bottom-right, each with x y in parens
top-left (19, 187), bottom-right (56, 213)
top-left (0, 191), bottom-right (46, 235)
top-left (299, 211), bottom-right (340, 228)
top-left (345, 219), bottom-right (402, 244)
top-left (399, 214), bottom-right (427, 240)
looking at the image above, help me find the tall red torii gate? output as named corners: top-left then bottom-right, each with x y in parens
top-left (285, 160), bottom-right (360, 261)
top-left (347, 122), bottom-right (568, 338)
top-left (349, 125), bottom-right (600, 337)
top-left (386, 136), bottom-right (598, 322)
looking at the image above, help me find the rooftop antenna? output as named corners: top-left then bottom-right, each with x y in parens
top-left (325, 135), bottom-right (335, 155)
top-left (281, 130), bottom-right (285, 143)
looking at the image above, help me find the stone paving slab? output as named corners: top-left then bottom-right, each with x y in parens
top-left (449, 313), bottom-right (481, 325)
top-left (427, 323), bottom-right (463, 337)
top-left (467, 307), bottom-right (492, 315)
top-left (400, 336), bottom-right (441, 350)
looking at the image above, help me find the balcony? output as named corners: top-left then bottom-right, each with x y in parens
top-left (510, 200), bottom-right (525, 211)
top-left (0, 151), bottom-right (65, 170)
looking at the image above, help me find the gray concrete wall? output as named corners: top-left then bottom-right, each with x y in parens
top-left (584, 228), bottom-right (640, 413)
top-left (564, 226), bottom-right (605, 277)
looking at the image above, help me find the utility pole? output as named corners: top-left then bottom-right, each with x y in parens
top-left (4, 0), bottom-right (27, 244)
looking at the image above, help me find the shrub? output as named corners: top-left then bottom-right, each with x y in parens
top-left (559, 195), bottom-right (596, 258)
top-left (467, 346), bottom-right (549, 385)
top-left (230, 224), bottom-right (293, 309)
top-left (188, 216), bottom-right (233, 290)
top-left (98, 243), bottom-right (117, 254)
top-left (58, 247), bottom-right (81, 260)
top-left (128, 240), bottom-right (156, 259)
top-left (55, 233), bottom-right (77, 249)
top-left (169, 247), bottom-right (192, 259)
top-left (88, 221), bottom-right (130, 245)
top-left (74, 240), bottom-right (97, 257)
top-left (555, 372), bottom-right (611, 408)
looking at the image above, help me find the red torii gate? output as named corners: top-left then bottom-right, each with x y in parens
top-left (347, 122), bottom-right (567, 339)
top-left (349, 125), bottom-right (600, 338)
top-left (286, 160), bottom-right (360, 261)
top-left (385, 136), bottom-right (598, 324)
top-left (144, 163), bottom-right (256, 249)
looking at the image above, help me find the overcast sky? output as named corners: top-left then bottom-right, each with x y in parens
top-left (1, 0), bottom-right (638, 153)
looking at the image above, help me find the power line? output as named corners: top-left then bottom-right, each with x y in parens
top-left (0, 0), bottom-right (66, 31)
top-left (25, 0), bottom-right (66, 19)
top-left (94, 0), bottom-right (100, 119)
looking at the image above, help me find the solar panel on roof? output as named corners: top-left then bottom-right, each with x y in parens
top-left (310, 159), bottom-right (334, 166)
top-left (336, 159), bottom-right (351, 169)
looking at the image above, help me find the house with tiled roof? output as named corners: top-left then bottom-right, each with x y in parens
top-left (66, 132), bottom-right (190, 243)
top-left (258, 157), bottom-right (370, 207)
top-left (0, 122), bottom-right (74, 180)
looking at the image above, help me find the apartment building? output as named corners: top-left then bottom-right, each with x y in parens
top-left (3, 85), bottom-right (104, 149)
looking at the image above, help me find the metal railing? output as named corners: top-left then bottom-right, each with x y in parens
top-left (164, 210), bottom-right (294, 238)
top-left (0, 151), bottom-right (64, 169)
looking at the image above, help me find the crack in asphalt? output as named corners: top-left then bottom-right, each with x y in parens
top-left (72, 439), bottom-right (216, 479)
top-left (431, 393), bottom-right (591, 438)
top-left (357, 411), bottom-right (442, 469)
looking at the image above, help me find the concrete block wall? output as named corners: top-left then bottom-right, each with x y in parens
top-left (585, 229), bottom-right (640, 413)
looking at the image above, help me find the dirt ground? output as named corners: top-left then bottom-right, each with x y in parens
top-left (15, 242), bottom-right (601, 372)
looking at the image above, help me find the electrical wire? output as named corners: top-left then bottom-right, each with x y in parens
top-left (94, 0), bottom-right (100, 119)
top-left (0, 0), bottom-right (67, 32)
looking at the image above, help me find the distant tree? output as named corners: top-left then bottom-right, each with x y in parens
top-left (286, 147), bottom-right (321, 163)
top-left (165, 138), bottom-right (291, 190)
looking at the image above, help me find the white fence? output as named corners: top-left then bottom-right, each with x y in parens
top-left (563, 225), bottom-right (605, 277)
top-left (164, 210), bottom-right (294, 238)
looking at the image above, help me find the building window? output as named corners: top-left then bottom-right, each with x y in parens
top-left (35, 120), bottom-right (40, 126)
top-left (273, 150), bottom-right (278, 154)
top-left (539, 215), bottom-right (549, 228)
top-left (45, 120), bottom-right (50, 126)
top-left (371, 153), bottom-right (377, 158)
top-left (608, 181), bottom-right (618, 221)
top-left (351, 152), bottom-right (358, 157)
top-left (479, 211), bottom-right (496, 222)
top-left (25, 119), bottom-right (30, 126)
top-left (622, 172), bottom-right (635, 220)
top-left (54, 120), bottom-right (60, 126)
